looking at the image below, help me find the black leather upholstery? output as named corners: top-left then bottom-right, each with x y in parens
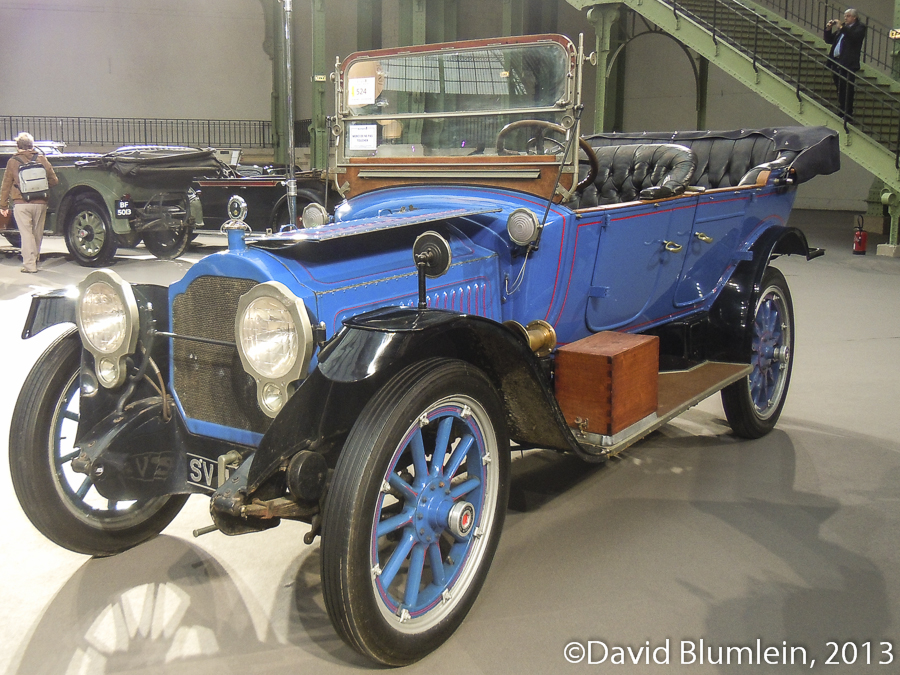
top-left (585, 130), bottom-right (789, 190)
top-left (577, 143), bottom-right (696, 208)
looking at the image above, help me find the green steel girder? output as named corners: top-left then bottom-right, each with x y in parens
top-left (568, 0), bottom-right (900, 200)
top-left (310, 0), bottom-right (328, 170)
top-left (502, 0), bottom-right (525, 37)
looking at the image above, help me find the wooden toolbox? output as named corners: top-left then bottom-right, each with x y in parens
top-left (554, 331), bottom-right (659, 437)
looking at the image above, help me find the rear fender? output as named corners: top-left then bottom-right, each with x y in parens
top-left (708, 226), bottom-right (815, 361)
top-left (246, 307), bottom-right (583, 493)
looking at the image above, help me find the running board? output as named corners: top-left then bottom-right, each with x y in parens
top-left (572, 361), bottom-right (751, 458)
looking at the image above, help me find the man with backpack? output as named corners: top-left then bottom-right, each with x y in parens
top-left (1, 132), bottom-right (59, 273)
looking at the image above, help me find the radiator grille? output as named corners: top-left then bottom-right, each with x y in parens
top-left (172, 275), bottom-right (270, 433)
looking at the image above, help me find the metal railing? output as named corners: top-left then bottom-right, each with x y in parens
top-left (669, 0), bottom-right (900, 161)
top-left (0, 116), bottom-right (314, 149)
top-left (754, 0), bottom-right (896, 76)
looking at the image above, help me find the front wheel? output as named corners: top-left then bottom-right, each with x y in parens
top-left (63, 195), bottom-right (118, 266)
top-left (321, 358), bottom-right (510, 666)
top-left (721, 266), bottom-right (795, 438)
top-left (9, 330), bottom-right (188, 556)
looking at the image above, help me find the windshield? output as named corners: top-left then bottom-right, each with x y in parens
top-left (338, 36), bottom-right (576, 161)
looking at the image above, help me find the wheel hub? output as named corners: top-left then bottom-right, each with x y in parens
top-left (413, 478), bottom-right (468, 544)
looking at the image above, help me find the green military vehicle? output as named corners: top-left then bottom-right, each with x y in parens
top-left (2, 141), bottom-right (221, 266)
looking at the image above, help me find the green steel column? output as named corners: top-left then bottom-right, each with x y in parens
top-left (502, 0), bottom-right (524, 37)
top-left (427, 0), bottom-right (457, 42)
top-left (358, 0), bottom-right (376, 50)
top-left (398, 0), bottom-right (426, 46)
top-left (884, 189), bottom-right (900, 247)
top-left (586, 5), bottom-right (619, 133)
top-left (265, 0), bottom-right (286, 164)
top-left (310, 0), bottom-right (327, 170)
top-left (893, 0), bottom-right (900, 78)
top-left (697, 55), bottom-right (709, 130)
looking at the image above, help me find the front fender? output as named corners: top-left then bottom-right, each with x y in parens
top-left (246, 307), bottom-right (584, 493)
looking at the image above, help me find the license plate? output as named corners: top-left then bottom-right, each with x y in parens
top-left (116, 198), bottom-right (132, 219)
top-left (187, 453), bottom-right (222, 491)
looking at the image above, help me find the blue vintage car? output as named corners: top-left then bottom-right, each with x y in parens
top-left (9, 34), bottom-right (838, 666)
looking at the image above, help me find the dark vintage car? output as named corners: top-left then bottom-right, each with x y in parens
top-left (193, 164), bottom-right (335, 232)
top-left (9, 34), bottom-right (839, 666)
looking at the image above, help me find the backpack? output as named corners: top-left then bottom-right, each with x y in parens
top-left (15, 152), bottom-right (49, 201)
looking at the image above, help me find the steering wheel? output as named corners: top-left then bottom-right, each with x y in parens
top-left (495, 119), bottom-right (599, 192)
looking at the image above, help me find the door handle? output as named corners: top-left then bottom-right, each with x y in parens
top-left (695, 232), bottom-right (714, 244)
top-left (663, 240), bottom-right (683, 253)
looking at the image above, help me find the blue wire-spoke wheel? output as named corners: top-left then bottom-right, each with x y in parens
top-left (372, 395), bottom-right (499, 629)
top-left (722, 267), bottom-right (795, 439)
top-left (9, 330), bottom-right (187, 556)
top-left (322, 358), bottom-right (509, 666)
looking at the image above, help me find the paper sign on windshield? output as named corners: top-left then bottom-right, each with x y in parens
top-left (348, 77), bottom-right (377, 106)
top-left (348, 124), bottom-right (378, 151)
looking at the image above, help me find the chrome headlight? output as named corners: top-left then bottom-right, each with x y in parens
top-left (76, 269), bottom-right (139, 388)
top-left (235, 281), bottom-right (313, 417)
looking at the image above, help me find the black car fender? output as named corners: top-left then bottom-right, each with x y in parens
top-left (708, 225), bottom-right (818, 361)
top-left (269, 186), bottom-right (327, 226)
top-left (246, 307), bottom-right (585, 494)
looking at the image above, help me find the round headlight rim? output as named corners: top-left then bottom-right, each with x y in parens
top-left (234, 281), bottom-right (314, 418)
top-left (238, 295), bottom-right (301, 380)
top-left (79, 280), bottom-right (128, 355)
top-left (75, 269), bottom-right (140, 389)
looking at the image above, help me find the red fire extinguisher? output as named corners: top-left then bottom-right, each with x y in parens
top-left (853, 216), bottom-right (867, 255)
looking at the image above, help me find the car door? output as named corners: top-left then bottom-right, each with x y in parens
top-left (585, 200), bottom-right (693, 332)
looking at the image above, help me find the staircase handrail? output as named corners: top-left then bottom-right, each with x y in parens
top-left (668, 0), bottom-right (900, 163)
top-left (753, 0), bottom-right (895, 75)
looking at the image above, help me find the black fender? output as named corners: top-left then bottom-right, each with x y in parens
top-left (246, 306), bottom-right (586, 494)
top-left (22, 283), bottom-right (180, 451)
top-left (72, 397), bottom-right (185, 500)
top-left (269, 186), bottom-right (326, 227)
top-left (708, 225), bottom-right (818, 361)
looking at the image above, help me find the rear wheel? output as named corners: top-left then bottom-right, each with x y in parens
top-left (64, 195), bottom-right (118, 266)
top-left (721, 267), bottom-right (794, 438)
top-left (116, 229), bottom-right (142, 248)
top-left (143, 224), bottom-right (192, 259)
top-left (9, 330), bottom-right (187, 556)
top-left (321, 358), bottom-right (509, 665)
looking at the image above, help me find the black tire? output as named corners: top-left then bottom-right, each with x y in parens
top-left (63, 195), bottom-right (118, 266)
top-left (9, 330), bottom-right (188, 556)
top-left (271, 199), bottom-right (310, 231)
top-left (721, 267), bottom-right (795, 438)
top-left (116, 229), bottom-right (142, 248)
top-left (143, 225), bottom-right (192, 260)
top-left (321, 358), bottom-right (510, 666)
top-left (3, 231), bottom-right (22, 247)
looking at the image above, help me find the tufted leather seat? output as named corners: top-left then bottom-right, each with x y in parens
top-left (577, 143), bottom-right (696, 208)
top-left (584, 128), bottom-right (806, 190)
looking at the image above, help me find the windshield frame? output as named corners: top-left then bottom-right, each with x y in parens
top-left (333, 34), bottom-right (579, 167)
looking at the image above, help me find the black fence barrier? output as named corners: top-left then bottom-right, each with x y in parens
top-left (1, 116), bottom-right (314, 149)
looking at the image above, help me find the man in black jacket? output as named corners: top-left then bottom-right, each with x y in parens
top-left (824, 8), bottom-right (867, 122)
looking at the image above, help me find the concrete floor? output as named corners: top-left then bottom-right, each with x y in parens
top-left (1, 213), bottom-right (898, 674)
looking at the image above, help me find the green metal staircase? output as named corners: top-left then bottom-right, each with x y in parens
top-left (569, 0), bottom-right (900, 251)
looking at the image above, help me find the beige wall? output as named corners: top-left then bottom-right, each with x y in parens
top-left (0, 0), bottom-right (271, 119)
top-left (0, 0), bottom-right (875, 209)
